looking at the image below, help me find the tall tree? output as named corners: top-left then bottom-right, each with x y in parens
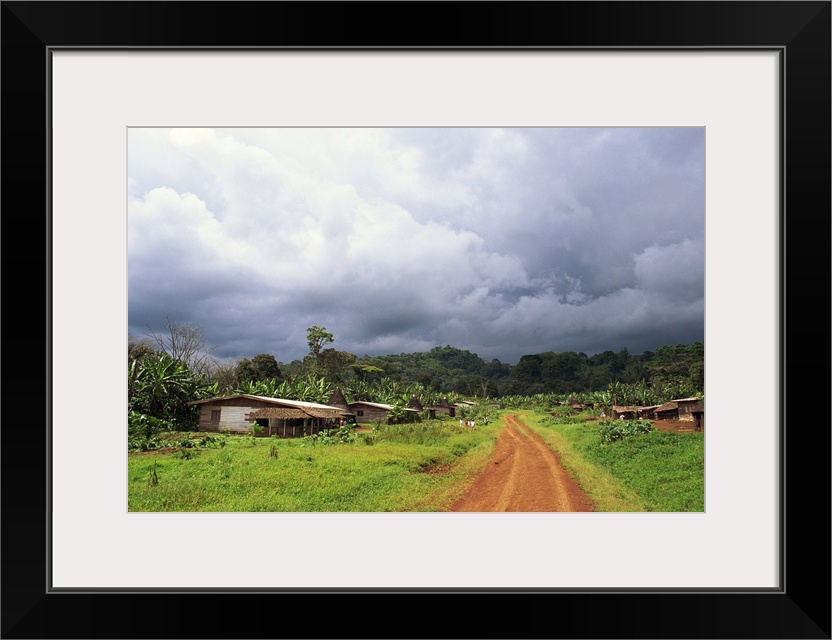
top-left (306, 326), bottom-right (334, 357)
top-left (317, 348), bottom-right (357, 382)
top-left (235, 353), bottom-right (282, 384)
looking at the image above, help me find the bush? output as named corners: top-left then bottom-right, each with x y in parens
top-left (197, 435), bottom-right (226, 448)
top-left (540, 414), bottom-right (584, 426)
top-left (128, 412), bottom-right (177, 452)
top-left (175, 447), bottom-right (199, 460)
top-left (599, 420), bottom-right (654, 444)
top-left (300, 425), bottom-right (357, 447)
top-left (128, 411), bottom-right (175, 440)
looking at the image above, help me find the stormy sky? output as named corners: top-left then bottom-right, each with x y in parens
top-left (127, 127), bottom-right (704, 366)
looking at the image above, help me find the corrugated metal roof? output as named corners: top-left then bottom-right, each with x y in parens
top-left (348, 401), bottom-right (419, 412)
top-left (188, 394), bottom-right (345, 412)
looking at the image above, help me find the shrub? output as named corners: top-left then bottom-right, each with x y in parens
top-left (128, 411), bottom-right (175, 440)
top-left (197, 435), bottom-right (226, 448)
top-left (300, 425), bottom-right (357, 447)
top-left (175, 447), bottom-right (199, 460)
top-left (599, 420), bottom-right (653, 444)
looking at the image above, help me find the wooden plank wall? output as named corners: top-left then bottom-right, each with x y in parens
top-left (198, 403), bottom-right (259, 432)
top-left (352, 405), bottom-right (390, 424)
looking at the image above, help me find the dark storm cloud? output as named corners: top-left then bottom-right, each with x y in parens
top-left (128, 127), bottom-right (704, 365)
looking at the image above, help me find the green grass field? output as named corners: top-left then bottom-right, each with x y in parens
top-left (518, 410), bottom-right (705, 512)
top-left (129, 410), bottom-right (703, 512)
top-left (128, 418), bottom-right (501, 512)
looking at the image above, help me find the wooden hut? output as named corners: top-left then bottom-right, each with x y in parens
top-left (428, 398), bottom-right (456, 419)
top-left (654, 401), bottom-right (679, 420)
top-left (655, 397), bottom-right (703, 422)
top-left (408, 395), bottom-right (424, 412)
top-left (327, 387), bottom-right (355, 422)
top-left (568, 397), bottom-right (585, 412)
top-left (638, 405), bottom-right (660, 420)
top-left (612, 405), bottom-right (640, 420)
top-left (690, 402), bottom-right (704, 431)
top-left (347, 401), bottom-right (420, 424)
top-left (673, 397), bottom-right (704, 422)
top-left (187, 394), bottom-right (345, 437)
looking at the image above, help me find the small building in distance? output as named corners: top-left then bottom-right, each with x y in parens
top-left (690, 401), bottom-right (704, 431)
top-left (654, 397), bottom-right (704, 424)
top-left (408, 395), bottom-right (424, 413)
top-left (347, 400), bottom-right (420, 425)
top-left (611, 405), bottom-right (640, 420)
top-left (428, 398), bottom-right (456, 419)
top-left (638, 405), bottom-right (660, 420)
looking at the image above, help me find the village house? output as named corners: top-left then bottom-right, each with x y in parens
top-left (428, 398), bottom-right (456, 419)
top-left (326, 387), bottom-right (356, 422)
top-left (638, 405), bottom-right (660, 420)
top-left (690, 401), bottom-right (704, 431)
top-left (347, 400), bottom-right (420, 424)
top-left (187, 394), bottom-right (345, 438)
top-left (611, 405), bottom-right (640, 420)
top-left (408, 395), bottom-right (425, 412)
top-left (654, 397), bottom-right (704, 429)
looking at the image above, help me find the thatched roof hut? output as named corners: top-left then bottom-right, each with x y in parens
top-left (428, 398), bottom-right (456, 418)
top-left (408, 395), bottom-right (424, 411)
top-left (247, 406), bottom-right (344, 420)
top-left (327, 386), bottom-right (351, 412)
top-left (612, 405), bottom-right (640, 420)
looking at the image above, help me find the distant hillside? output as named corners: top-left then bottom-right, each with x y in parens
top-left (352, 342), bottom-right (703, 398)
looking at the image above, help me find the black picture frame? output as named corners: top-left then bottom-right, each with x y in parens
top-left (2, 2), bottom-right (829, 638)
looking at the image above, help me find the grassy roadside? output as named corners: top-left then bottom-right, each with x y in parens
top-left (516, 410), bottom-right (704, 512)
top-left (128, 418), bottom-right (501, 512)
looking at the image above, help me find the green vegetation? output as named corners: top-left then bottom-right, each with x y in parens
top-left (128, 321), bottom-right (704, 513)
top-left (128, 418), bottom-right (502, 512)
top-left (521, 411), bottom-right (704, 512)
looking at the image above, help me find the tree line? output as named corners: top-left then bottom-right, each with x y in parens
top-left (128, 319), bottom-right (703, 430)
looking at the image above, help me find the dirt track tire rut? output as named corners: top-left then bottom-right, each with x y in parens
top-left (449, 414), bottom-right (594, 512)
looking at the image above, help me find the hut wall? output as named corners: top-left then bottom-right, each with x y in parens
top-left (656, 408), bottom-right (679, 420)
top-left (197, 405), bottom-right (255, 432)
top-left (692, 412), bottom-right (704, 431)
top-left (351, 405), bottom-right (390, 424)
top-left (197, 398), bottom-right (274, 432)
top-left (677, 401), bottom-right (697, 421)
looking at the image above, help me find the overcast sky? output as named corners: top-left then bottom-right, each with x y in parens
top-left (128, 127), bottom-right (704, 366)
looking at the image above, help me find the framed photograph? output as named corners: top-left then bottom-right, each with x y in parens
top-left (3, 2), bottom-right (829, 638)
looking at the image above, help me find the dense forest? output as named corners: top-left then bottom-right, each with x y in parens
top-left (128, 320), bottom-right (703, 431)
top-left (350, 342), bottom-right (703, 398)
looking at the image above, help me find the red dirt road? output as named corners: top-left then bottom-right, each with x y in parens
top-left (449, 414), bottom-right (595, 512)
